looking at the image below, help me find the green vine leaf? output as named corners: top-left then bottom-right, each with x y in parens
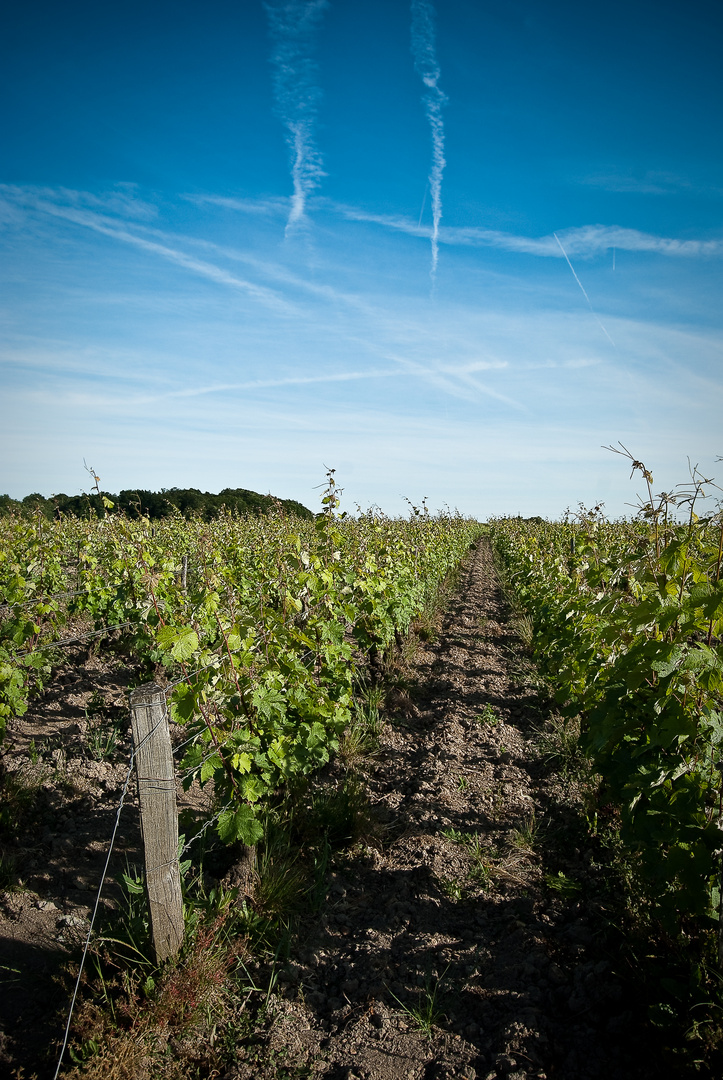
top-left (217, 805), bottom-right (264, 846)
top-left (157, 625), bottom-right (199, 661)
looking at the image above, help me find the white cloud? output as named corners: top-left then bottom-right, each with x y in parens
top-left (182, 193), bottom-right (291, 217)
top-left (333, 202), bottom-right (723, 258)
top-left (410, 0), bottom-right (447, 282)
top-left (1, 186), bottom-right (299, 314)
top-left (263, 0), bottom-right (329, 230)
top-left (579, 171), bottom-right (723, 198)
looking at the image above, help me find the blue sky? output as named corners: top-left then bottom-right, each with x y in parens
top-left (1, 0), bottom-right (722, 517)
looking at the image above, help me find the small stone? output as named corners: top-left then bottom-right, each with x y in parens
top-left (58, 914), bottom-right (85, 928)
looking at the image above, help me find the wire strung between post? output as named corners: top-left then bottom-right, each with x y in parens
top-left (52, 705), bottom-right (169, 1080)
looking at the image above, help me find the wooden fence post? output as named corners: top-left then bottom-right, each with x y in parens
top-left (129, 683), bottom-right (184, 963)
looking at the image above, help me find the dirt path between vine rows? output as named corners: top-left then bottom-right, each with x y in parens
top-left (242, 539), bottom-right (659, 1080)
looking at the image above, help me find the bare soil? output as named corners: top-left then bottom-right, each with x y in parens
top-left (0, 540), bottom-right (661, 1079)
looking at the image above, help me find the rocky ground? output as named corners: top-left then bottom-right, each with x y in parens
top-left (0, 539), bottom-right (663, 1078)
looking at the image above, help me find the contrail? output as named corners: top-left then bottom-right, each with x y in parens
top-left (264, 0), bottom-right (329, 233)
top-left (410, 0), bottom-right (447, 284)
top-left (417, 182), bottom-right (428, 228)
top-left (553, 232), bottom-right (616, 349)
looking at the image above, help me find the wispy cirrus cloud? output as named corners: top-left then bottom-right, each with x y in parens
top-left (263, 0), bottom-right (329, 232)
top-left (333, 203), bottom-right (723, 258)
top-left (0, 182), bottom-right (157, 223)
top-left (2, 183), bottom-right (376, 318)
top-left (144, 368), bottom-right (403, 403)
top-left (0, 184), bottom-right (298, 314)
top-left (410, 0), bottom-right (446, 284)
top-left (182, 193), bottom-right (291, 217)
top-left (580, 171), bottom-right (723, 198)
top-left (1, 184), bottom-right (525, 409)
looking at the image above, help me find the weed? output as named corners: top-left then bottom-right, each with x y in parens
top-left (0, 852), bottom-right (17, 890)
top-left (440, 826), bottom-right (467, 844)
top-left (0, 762), bottom-right (45, 835)
top-left (412, 610), bottom-right (439, 644)
top-left (468, 857), bottom-right (494, 889)
top-left (457, 775), bottom-right (468, 792)
top-left (85, 712), bottom-right (123, 761)
top-left (440, 877), bottom-right (463, 900)
top-left (339, 699), bottom-right (382, 766)
top-left (545, 870), bottom-right (582, 897)
top-left (68, 1038), bottom-right (101, 1065)
top-left (254, 844), bottom-right (307, 921)
top-left (505, 652), bottom-right (545, 689)
top-left (490, 782), bottom-right (505, 820)
top-left (510, 813), bottom-right (539, 855)
top-left (389, 969), bottom-right (447, 1037)
top-left (512, 613), bottom-right (535, 647)
top-left (302, 775), bottom-right (368, 850)
top-left (69, 872), bottom-right (253, 1079)
top-left (307, 834), bottom-right (330, 914)
top-left (355, 680), bottom-right (385, 713)
top-left (99, 865), bottom-right (155, 970)
top-left (535, 715), bottom-right (587, 778)
top-left (441, 829), bottom-right (498, 889)
top-left (476, 703), bottom-right (498, 727)
top-left (0, 962), bottom-right (22, 986)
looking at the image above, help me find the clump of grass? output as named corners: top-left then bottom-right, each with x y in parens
top-left (544, 870), bottom-right (582, 897)
top-left (534, 715), bottom-right (588, 779)
top-left (339, 699), bottom-right (382, 766)
top-left (254, 840), bottom-right (308, 921)
top-left (389, 970), bottom-right (447, 1038)
top-left (511, 613), bottom-right (535, 648)
top-left (510, 812), bottom-right (539, 855)
top-left (0, 760), bottom-right (46, 836)
top-left (301, 775), bottom-right (369, 851)
top-left (441, 829), bottom-right (499, 889)
top-left (0, 851), bottom-right (18, 890)
top-left (86, 713), bottom-right (123, 761)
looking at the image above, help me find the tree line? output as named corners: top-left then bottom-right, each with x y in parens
top-left (0, 487), bottom-right (314, 521)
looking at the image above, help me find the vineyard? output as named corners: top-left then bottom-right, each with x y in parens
top-left (1, 474), bottom-right (480, 847)
top-left (1, 463), bottom-right (723, 1078)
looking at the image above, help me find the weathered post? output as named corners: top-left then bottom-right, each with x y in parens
top-left (129, 683), bottom-right (184, 963)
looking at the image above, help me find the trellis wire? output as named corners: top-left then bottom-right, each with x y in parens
top-left (14, 620), bottom-right (137, 660)
top-left (51, 702), bottom-right (169, 1080)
